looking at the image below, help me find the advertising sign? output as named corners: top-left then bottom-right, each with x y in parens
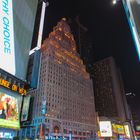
top-left (99, 121), bottom-right (112, 137)
top-left (116, 125), bottom-right (125, 134)
top-left (42, 100), bottom-right (46, 115)
top-left (112, 124), bottom-right (125, 134)
top-left (136, 125), bottom-right (140, 131)
top-left (124, 125), bottom-right (131, 138)
top-left (112, 124), bottom-right (118, 133)
top-left (21, 95), bottom-right (31, 121)
top-left (0, 77), bottom-right (26, 95)
top-left (0, 0), bottom-right (15, 75)
top-left (0, 92), bottom-right (20, 129)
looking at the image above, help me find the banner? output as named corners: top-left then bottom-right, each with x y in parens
top-left (0, 0), bottom-right (15, 75)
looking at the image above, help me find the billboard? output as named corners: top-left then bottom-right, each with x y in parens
top-left (42, 100), bottom-right (46, 115)
top-left (0, 0), bottom-right (38, 80)
top-left (122, 0), bottom-right (140, 59)
top-left (0, 92), bottom-right (20, 129)
top-left (0, 0), bottom-right (15, 75)
top-left (99, 121), bottom-right (112, 137)
top-left (21, 95), bottom-right (31, 122)
top-left (136, 125), bottom-right (140, 131)
top-left (13, 0), bottom-right (38, 80)
top-left (124, 125), bottom-right (131, 138)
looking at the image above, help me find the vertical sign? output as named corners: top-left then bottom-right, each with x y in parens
top-left (21, 95), bottom-right (31, 121)
top-left (0, 0), bottom-right (15, 75)
top-left (124, 125), bottom-right (131, 138)
top-left (42, 100), bottom-right (46, 115)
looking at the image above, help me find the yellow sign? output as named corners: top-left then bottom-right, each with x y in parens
top-left (112, 124), bottom-right (125, 134)
top-left (116, 125), bottom-right (125, 134)
top-left (0, 78), bottom-right (26, 95)
top-left (112, 124), bottom-right (118, 133)
top-left (97, 131), bottom-right (101, 138)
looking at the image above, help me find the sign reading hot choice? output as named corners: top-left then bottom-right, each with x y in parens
top-left (0, 78), bottom-right (26, 95)
top-left (0, 0), bottom-right (15, 75)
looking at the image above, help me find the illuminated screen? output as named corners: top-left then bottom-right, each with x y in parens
top-left (21, 95), bottom-right (31, 122)
top-left (0, 92), bottom-right (20, 129)
top-left (0, 0), bottom-right (38, 80)
top-left (0, 0), bottom-right (15, 75)
top-left (136, 125), bottom-right (140, 131)
top-left (12, 0), bottom-right (38, 80)
top-left (122, 0), bottom-right (140, 59)
top-left (124, 125), bottom-right (131, 138)
top-left (99, 121), bottom-right (112, 137)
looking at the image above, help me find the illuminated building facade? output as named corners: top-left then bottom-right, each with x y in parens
top-left (93, 57), bottom-right (129, 122)
top-left (21, 19), bottom-right (97, 139)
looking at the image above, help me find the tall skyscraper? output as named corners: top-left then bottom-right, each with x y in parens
top-left (21, 19), bottom-right (97, 139)
top-left (93, 57), bottom-right (129, 122)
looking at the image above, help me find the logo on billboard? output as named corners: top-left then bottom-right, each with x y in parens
top-left (0, 0), bottom-right (15, 75)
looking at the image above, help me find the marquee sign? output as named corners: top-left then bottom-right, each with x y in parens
top-left (0, 78), bottom-right (26, 95)
top-left (0, 68), bottom-right (27, 95)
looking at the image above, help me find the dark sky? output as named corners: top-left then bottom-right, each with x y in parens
top-left (43, 0), bottom-right (140, 108)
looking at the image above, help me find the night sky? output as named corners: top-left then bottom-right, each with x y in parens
top-left (43, 0), bottom-right (140, 112)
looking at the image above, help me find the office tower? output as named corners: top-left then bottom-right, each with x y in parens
top-left (0, 0), bottom-right (38, 139)
top-left (93, 57), bottom-right (128, 122)
top-left (21, 19), bottom-right (97, 139)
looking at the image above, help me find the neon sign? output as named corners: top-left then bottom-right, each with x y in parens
top-left (0, 0), bottom-right (15, 75)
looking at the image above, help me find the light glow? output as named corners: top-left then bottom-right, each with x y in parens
top-left (113, 0), bottom-right (117, 5)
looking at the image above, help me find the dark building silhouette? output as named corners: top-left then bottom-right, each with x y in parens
top-left (92, 57), bottom-right (129, 122)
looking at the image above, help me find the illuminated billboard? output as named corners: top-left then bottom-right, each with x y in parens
top-left (122, 0), bottom-right (140, 59)
top-left (0, 0), bottom-right (38, 80)
top-left (0, 92), bottom-right (20, 129)
top-left (124, 125), bottom-right (131, 138)
top-left (13, 0), bottom-right (38, 80)
top-left (99, 121), bottom-right (112, 137)
top-left (0, 0), bottom-right (15, 75)
top-left (136, 125), bottom-right (140, 131)
top-left (21, 95), bottom-right (31, 122)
